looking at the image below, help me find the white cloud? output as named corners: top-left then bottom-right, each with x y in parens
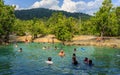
top-left (30, 0), bottom-right (104, 15)
top-left (11, 0), bottom-right (120, 15)
top-left (31, 0), bottom-right (60, 10)
top-left (61, 0), bottom-right (77, 12)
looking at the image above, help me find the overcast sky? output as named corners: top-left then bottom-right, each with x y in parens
top-left (4, 0), bottom-right (120, 15)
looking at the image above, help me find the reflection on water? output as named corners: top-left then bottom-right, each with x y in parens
top-left (0, 43), bottom-right (120, 75)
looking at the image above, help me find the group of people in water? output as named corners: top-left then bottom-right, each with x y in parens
top-left (72, 48), bottom-right (93, 66)
top-left (46, 47), bottom-right (93, 66)
top-left (15, 42), bottom-right (93, 67)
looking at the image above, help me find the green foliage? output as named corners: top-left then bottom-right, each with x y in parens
top-left (14, 8), bottom-right (91, 21)
top-left (1, 0), bottom-right (120, 43)
top-left (66, 17), bottom-right (79, 35)
top-left (30, 18), bottom-right (46, 39)
top-left (55, 25), bottom-right (72, 41)
top-left (13, 18), bottom-right (47, 39)
top-left (0, 0), bottom-right (15, 42)
top-left (46, 12), bottom-right (79, 41)
top-left (13, 19), bottom-right (32, 36)
top-left (90, 0), bottom-right (119, 37)
top-left (116, 7), bottom-right (120, 22)
top-left (106, 8), bottom-right (119, 36)
top-left (116, 7), bottom-right (120, 36)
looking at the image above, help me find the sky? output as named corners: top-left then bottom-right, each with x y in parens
top-left (4, 0), bottom-right (120, 15)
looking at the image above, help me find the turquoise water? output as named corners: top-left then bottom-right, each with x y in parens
top-left (0, 43), bottom-right (120, 75)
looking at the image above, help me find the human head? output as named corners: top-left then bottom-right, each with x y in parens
top-left (74, 48), bottom-right (76, 51)
top-left (89, 60), bottom-right (92, 65)
top-left (20, 48), bottom-right (22, 50)
top-left (19, 48), bottom-right (22, 52)
top-left (84, 57), bottom-right (88, 61)
top-left (73, 53), bottom-right (76, 56)
top-left (60, 50), bottom-right (64, 53)
top-left (48, 57), bottom-right (52, 61)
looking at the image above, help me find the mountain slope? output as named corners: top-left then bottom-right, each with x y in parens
top-left (14, 8), bottom-right (91, 20)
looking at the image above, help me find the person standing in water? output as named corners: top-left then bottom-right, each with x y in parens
top-left (58, 50), bottom-right (65, 58)
top-left (72, 53), bottom-right (78, 65)
top-left (73, 48), bottom-right (77, 53)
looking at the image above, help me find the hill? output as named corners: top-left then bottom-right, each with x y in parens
top-left (14, 8), bottom-right (91, 20)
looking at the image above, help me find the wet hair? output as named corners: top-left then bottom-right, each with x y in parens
top-left (84, 57), bottom-right (88, 61)
top-left (60, 50), bottom-right (64, 53)
top-left (73, 53), bottom-right (76, 56)
top-left (89, 60), bottom-right (93, 66)
top-left (48, 57), bottom-right (52, 61)
top-left (20, 48), bottom-right (22, 50)
top-left (74, 48), bottom-right (76, 51)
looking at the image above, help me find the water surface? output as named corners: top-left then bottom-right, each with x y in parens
top-left (0, 43), bottom-right (120, 75)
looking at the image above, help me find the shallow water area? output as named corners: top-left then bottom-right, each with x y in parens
top-left (0, 43), bottom-right (120, 75)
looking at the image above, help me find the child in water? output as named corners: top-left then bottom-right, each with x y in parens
top-left (45, 57), bottom-right (53, 65)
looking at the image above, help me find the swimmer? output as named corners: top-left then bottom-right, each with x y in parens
top-left (58, 50), bottom-right (65, 57)
top-left (15, 44), bottom-right (18, 48)
top-left (42, 46), bottom-right (47, 50)
top-left (74, 48), bottom-right (77, 53)
top-left (55, 46), bottom-right (59, 50)
top-left (18, 48), bottom-right (22, 52)
top-left (45, 57), bottom-right (53, 65)
top-left (72, 53), bottom-right (78, 65)
top-left (84, 57), bottom-right (89, 64)
top-left (88, 60), bottom-right (94, 66)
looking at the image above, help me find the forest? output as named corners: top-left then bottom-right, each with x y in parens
top-left (0, 0), bottom-right (120, 43)
top-left (14, 8), bottom-right (91, 21)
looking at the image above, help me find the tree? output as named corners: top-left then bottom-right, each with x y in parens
top-left (55, 25), bottom-right (72, 41)
top-left (91, 0), bottom-right (113, 37)
top-left (0, 0), bottom-right (15, 42)
top-left (116, 7), bottom-right (120, 36)
top-left (46, 12), bottom-right (66, 34)
top-left (13, 19), bottom-right (32, 36)
top-left (29, 18), bottom-right (46, 40)
top-left (106, 8), bottom-right (119, 36)
top-left (66, 17), bottom-right (79, 35)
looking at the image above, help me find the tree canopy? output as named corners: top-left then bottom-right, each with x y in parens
top-left (90, 0), bottom-right (119, 37)
top-left (0, 0), bottom-right (15, 42)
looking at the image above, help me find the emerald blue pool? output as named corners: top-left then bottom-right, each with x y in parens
top-left (0, 43), bottom-right (120, 75)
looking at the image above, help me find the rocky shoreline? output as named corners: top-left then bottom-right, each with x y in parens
top-left (8, 35), bottom-right (120, 48)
